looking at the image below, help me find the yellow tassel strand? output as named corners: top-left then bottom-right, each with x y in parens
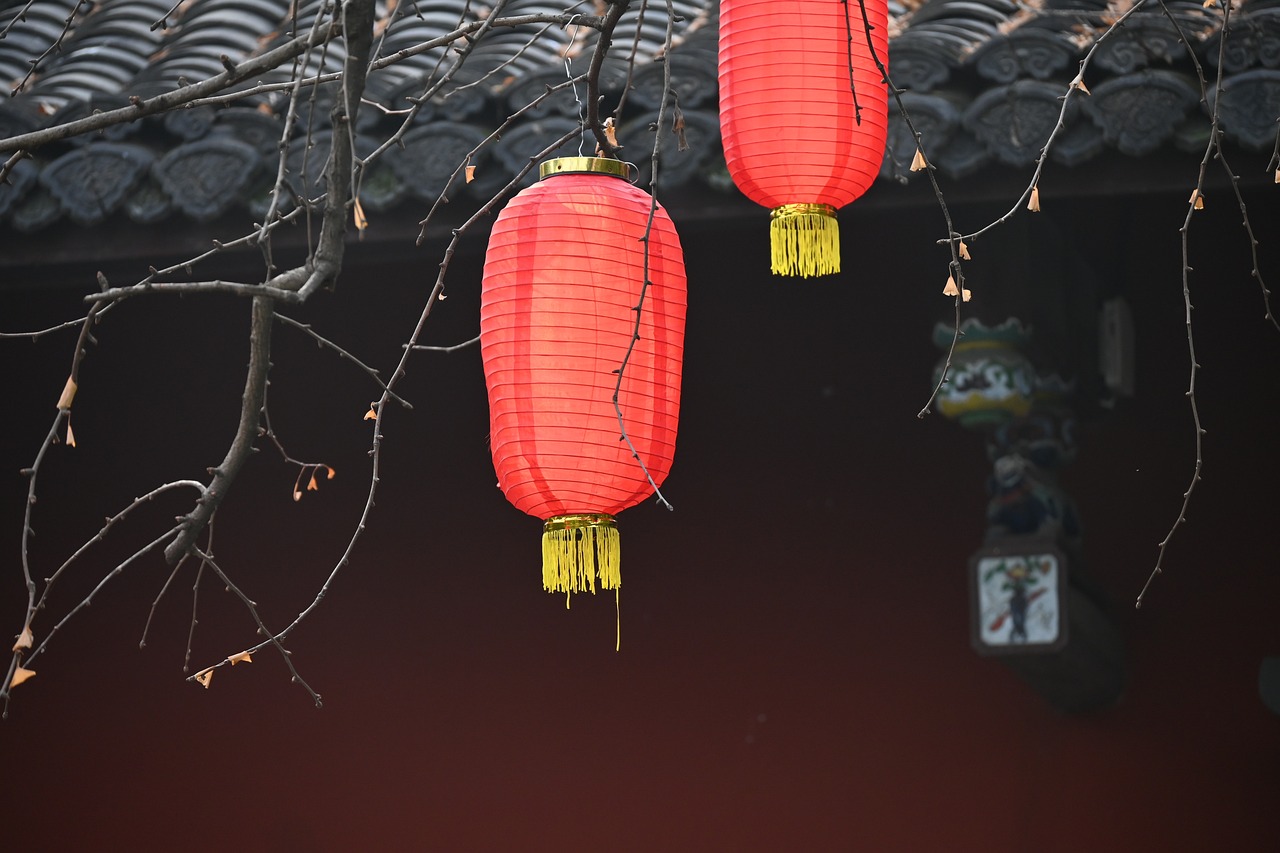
top-left (769, 203), bottom-right (840, 278)
top-left (541, 514), bottom-right (621, 608)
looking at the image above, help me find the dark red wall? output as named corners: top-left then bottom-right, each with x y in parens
top-left (2, 190), bottom-right (1277, 850)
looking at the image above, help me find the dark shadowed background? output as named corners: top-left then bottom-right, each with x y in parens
top-left (2, 179), bottom-right (1278, 850)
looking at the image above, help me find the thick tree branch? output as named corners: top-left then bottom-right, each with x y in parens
top-left (587, 0), bottom-right (631, 159)
top-left (161, 0), bottom-right (376, 564)
top-left (163, 296), bottom-right (274, 564)
top-left (304, 0), bottom-right (376, 297)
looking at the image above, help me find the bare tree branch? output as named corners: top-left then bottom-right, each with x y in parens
top-left (0, 19), bottom-right (345, 156)
top-left (587, 0), bottom-right (632, 159)
top-left (163, 296), bottom-right (274, 564)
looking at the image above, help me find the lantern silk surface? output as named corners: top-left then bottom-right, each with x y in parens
top-left (480, 170), bottom-right (687, 524)
top-left (719, 0), bottom-right (890, 275)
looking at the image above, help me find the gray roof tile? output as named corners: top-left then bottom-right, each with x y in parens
top-left (0, 0), bottom-right (1274, 232)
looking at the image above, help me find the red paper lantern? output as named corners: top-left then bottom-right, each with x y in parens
top-left (718, 0), bottom-right (890, 277)
top-left (480, 156), bottom-right (687, 605)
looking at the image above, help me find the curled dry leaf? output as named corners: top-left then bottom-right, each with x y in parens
top-left (353, 197), bottom-right (368, 232)
top-left (673, 107), bottom-right (689, 152)
top-left (910, 148), bottom-right (928, 172)
top-left (13, 625), bottom-right (33, 651)
top-left (293, 489), bottom-right (303, 502)
top-left (66, 421), bottom-right (76, 448)
top-left (959, 241), bottom-right (971, 261)
top-left (1275, 168), bottom-right (1280, 184)
top-left (1028, 185), bottom-right (1041, 212)
top-left (228, 651), bottom-right (253, 666)
top-left (603, 117), bottom-right (618, 148)
top-left (364, 406), bottom-right (377, 421)
top-left (943, 274), bottom-right (960, 297)
top-left (962, 288), bottom-right (973, 303)
top-left (325, 466), bottom-right (336, 480)
top-left (307, 472), bottom-right (319, 491)
top-left (1189, 189), bottom-right (1204, 210)
top-left (465, 165), bottom-right (476, 184)
top-left (10, 667), bottom-right (36, 688)
top-left (194, 668), bottom-right (214, 688)
top-left (1070, 77), bottom-right (1091, 96)
top-left (57, 376), bottom-right (78, 411)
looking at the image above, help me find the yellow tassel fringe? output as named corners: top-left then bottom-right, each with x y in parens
top-left (770, 203), bottom-right (840, 278)
top-left (542, 514), bottom-right (620, 607)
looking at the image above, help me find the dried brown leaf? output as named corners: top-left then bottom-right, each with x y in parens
top-left (307, 472), bottom-right (318, 491)
top-left (1070, 77), bottom-right (1091, 96)
top-left (1189, 189), bottom-right (1204, 210)
top-left (959, 241), bottom-right (971, 261)
top-left (465, 165), bottom-right (476, 184)
top-left (13, 626), bottom-right (33, 651)
top-left (228, 651), bottom-right (253, 666)
top-left (10, 667), bottom-right (35, 688)
top-left (910, 148), bottom-right (928, 172)
top-left (943, 274), bottom-right (960, 297)
top-left (962, 288), bottom-right (973, 303)
top-left (65, 421), bottom-right (76, 448)
top-left (603, 117), bottom-right (618, 148)
top-left (57, 376), bottom-right (77, 411)
top-left (364, 406), bottom-right (377, 421)
top-left (194, 668), bottom-right (214, 688)
top-left (1028, 185), bottom-right (1041, 213)
top-left (325, 466), bottom-right (336, 480)
top-left (353, 197), bottom-right (368, 232)
top-left (673, 107), bottom-right (689, 152)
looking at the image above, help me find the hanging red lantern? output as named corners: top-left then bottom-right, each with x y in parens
top-left (480, 156), bottom-right (687, 609)
top-left (718, 0), bottom-right (890, 278)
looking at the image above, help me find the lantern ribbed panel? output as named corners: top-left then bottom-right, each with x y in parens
top-left (480, 172), bottom-right (687, 523)
top-left (718, 0), bottom-right (890, 210)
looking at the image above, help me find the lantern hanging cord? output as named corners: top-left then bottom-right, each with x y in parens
top-left (841, 0), bottom-right (865, 125)
top-left (564, 14), bottom-right (588, 155)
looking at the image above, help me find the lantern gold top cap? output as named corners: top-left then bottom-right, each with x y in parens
top-left (539, 156), bottom-right (631, 181)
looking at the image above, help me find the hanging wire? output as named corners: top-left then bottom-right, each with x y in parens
top-left (564, 14), bottom-right (587, 155)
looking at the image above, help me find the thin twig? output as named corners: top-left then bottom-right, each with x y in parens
top-left (0, 20), bottom-right (346, 154)
top-left (611, 0), bottom-right (678, 512)
top-left (187, 548), bottom-right (321, 706)
top-left (843, 0), bottom-right (967, 417)
top-left (185, 548), bottom-right (210, 674)
top-left (276, 314), bottom-right (413, 408)
top-left (408, 335), bottom-right (480, 353)
top-left (87, 280), bottom-right (306, 305)
top-left (1136, 0), bottom-right (1232, 609)
top-left (412, 74), bottom-right (588, 241)
top-left (944, 0), bottom-right (1151, 246)
top-left (142, 552), bottom-right (191, 650)
top-left (9, 0), bottom-right (91, 98)
top-left (17, 529), bottom-right (180, 674)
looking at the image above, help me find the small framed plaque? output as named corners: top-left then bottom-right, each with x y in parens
top-left (969, 539), bottom-right (1068, 655)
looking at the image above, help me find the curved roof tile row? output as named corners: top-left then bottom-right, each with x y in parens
top-left (0, 0), bottom-right (1274, 231)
